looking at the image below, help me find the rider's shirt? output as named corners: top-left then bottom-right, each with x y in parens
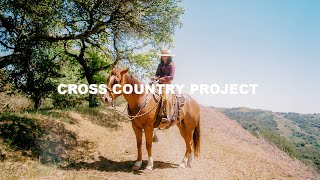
top-left (155, 62), bottom-right (175, 82)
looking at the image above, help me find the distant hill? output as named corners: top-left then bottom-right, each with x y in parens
top-left (216, 107), bottom-right (320, 171)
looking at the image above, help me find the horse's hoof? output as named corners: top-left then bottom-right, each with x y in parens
top-left (132, 165), bottom-right (141, 171)
top-left (179, 163), bottom-right (186, 168)
top-left (143, 167), bottom-right (153, 173)
top-left (186, 164), bottom-right (192, 168)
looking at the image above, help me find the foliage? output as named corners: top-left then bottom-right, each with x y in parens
top-left (222, 108), bottom-right (320, 170)
top-left (281, 112), bottom-right (320, 137)
top-left (52, 94), bottom-right (85, 108)
top-left (222, 108), bottom-right (278, 132)
top-left (5, 42), bottom-right (63, 109)
top-left (0, 114), bottom-right (43, 150)
top-left (0, 0), bottom-right (184, 107)
top-left (256, 130), bottom-right (300, 158)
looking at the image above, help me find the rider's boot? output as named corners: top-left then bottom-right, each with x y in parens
top-left (161, 114), bottom-right (173, 125)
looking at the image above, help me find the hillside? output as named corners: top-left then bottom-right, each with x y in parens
top-left (218, 107), bottom-right (320, 171)
top-left (0, 105), bottom-right (319, 179)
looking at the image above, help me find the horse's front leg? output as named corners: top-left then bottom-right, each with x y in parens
top-left (144, 124), bottom-right (154, 170)
top-left (132, 122), bottom-right (143, 171)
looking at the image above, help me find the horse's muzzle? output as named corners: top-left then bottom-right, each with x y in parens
top-left (101, 94), bottom-right (110, 104)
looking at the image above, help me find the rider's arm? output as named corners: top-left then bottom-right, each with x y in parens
top-left (164, 62), bottom-right (175, 81)
top-left (155, 63), bottom-right (161, 77)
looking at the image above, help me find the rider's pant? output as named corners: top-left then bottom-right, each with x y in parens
top-left (161, 85), bottom-right (174, 119)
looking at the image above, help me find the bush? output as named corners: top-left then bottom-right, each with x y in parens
top-left (258, 130), bottom-right (300, 158)
top-left (0, 114), bottom-right (43, 150)
top-left (52, 94), bottom-right (85, 108)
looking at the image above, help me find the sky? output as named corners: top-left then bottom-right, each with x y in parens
top-left (1, 1), bottom-right (319, 113)
top-left (171, 0), bottom-right (320, 113)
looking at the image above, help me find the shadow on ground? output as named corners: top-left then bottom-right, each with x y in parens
top-left (61, 156), bottom-right (177, 173)
top-left (0, 113), bottom-right (94, 163)
top-left (0, 108), bottom-right (161, 174)
top-left (71, 107), bottom-right (126, 129)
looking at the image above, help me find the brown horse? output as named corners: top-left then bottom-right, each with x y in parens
top-left (103, 68), bottom-right (200, 171)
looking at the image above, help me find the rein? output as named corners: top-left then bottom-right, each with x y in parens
top-left (126, 93), bottom-right (161, 121)
top-left (106, 83), bottom-right (161, 121)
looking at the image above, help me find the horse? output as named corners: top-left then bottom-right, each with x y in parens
top-left (102, 67), bottom-right (200, 171)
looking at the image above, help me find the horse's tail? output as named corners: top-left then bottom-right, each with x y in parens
top-left (193, 116), bottom-right (201, 157)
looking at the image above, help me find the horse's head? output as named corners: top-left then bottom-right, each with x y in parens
top-left (102, 67), bottom-right (129, 106)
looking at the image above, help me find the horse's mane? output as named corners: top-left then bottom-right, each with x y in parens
top-left (126, 73), bottom-right (143, 85)
top-left (124, 73), bottom-right (146, 98)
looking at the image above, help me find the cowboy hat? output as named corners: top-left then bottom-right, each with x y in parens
top-left (157, 49), bottom-right (175, 57)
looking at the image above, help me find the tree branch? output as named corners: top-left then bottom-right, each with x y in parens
top-left (63, 42), bottom-right (78, 60)
top-left (36, 14), bottom-right (114, 43)
top-left (0, 40), bottom-right (14, 49)
top-left (85, 38), bottom-right (110, 57)
top-left (0, 54), bottom-right (15, 69)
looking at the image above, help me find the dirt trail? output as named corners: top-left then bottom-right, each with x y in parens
top-left (44, 105), bottom-right (317, 180)
top-left (1, 105), bottom-right (319, 179)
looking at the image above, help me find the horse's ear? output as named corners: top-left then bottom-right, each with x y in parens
top-left (120, 68), bottom-right (129, 75)
top-left (111, 67), bottom-right (117, 74)
top-left (111, 64), bottom-right (117, 72)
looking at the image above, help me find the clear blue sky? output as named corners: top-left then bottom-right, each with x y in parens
top-left (1, 1), bottom-right (319, 113)
top-left (172, 0), bottom-right (320, 113)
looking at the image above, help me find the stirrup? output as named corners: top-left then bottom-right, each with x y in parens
top-left (161, 117), bottom-right (172, 125)
top-left (161, 117), bottom-right (168, 123)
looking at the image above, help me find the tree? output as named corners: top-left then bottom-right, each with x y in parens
top-left (7, 42), bottom-right (63, 109)
top-left (0, 0), bottom-right (65, 68)
top-left (1, 0), bottom-right (184, 107)
top-left (61, 0), bottom-right (183, 106)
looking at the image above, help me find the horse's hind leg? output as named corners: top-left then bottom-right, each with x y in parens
top-left (177, 122), bottom-right (193, 168)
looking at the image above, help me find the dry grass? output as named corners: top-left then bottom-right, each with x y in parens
top-left (0, 92), bottom-right (33, 112)
top-left (0, 105), bottom-right (319, 179)
top-left (0, 105), bottom-right (128, 179)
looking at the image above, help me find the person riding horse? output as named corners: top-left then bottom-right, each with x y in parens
top-left (151, 49), bottom-right (176, 126)
top-left (103, 64), bottom-right (200, 171)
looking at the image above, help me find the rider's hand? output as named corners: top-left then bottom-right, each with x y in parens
top-left (151, 76), bottom-right (158, 80)
top-left (159, 77), bottom-right (166, 81)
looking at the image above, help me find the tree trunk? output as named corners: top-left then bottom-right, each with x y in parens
top-left (89, 93), bottom-right (99, 108)
top-left (86, 72), bottom-right (99, 108)
top-left (33, 97), bottom-right (41, 109)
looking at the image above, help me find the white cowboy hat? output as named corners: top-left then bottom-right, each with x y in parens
top-left (157, 49), bottom-right (175, 57)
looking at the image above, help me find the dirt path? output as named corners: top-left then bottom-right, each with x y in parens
top-left (45, 105), bottom-right (317, 180)
top-left (1, 105), bottom-right (319, 179)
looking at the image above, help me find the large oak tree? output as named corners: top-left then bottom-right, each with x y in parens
top-left (0, 0), bottom-right (183, 108)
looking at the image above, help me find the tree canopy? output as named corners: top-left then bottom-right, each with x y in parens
top-left (0, 0), bottom-right (184, 108)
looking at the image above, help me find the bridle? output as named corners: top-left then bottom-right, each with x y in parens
top-left (105, 75), bottom-right (161, 121)
top-left (105, 72), bottom-right (122, 107)
top-left (105, 86), bottom-right (116, 107)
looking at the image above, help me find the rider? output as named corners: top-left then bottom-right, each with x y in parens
top-left (152, 49), bottom-right (175, 125)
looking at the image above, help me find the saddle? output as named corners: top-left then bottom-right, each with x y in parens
top-left (154, 89), bottom-right (186, 129)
